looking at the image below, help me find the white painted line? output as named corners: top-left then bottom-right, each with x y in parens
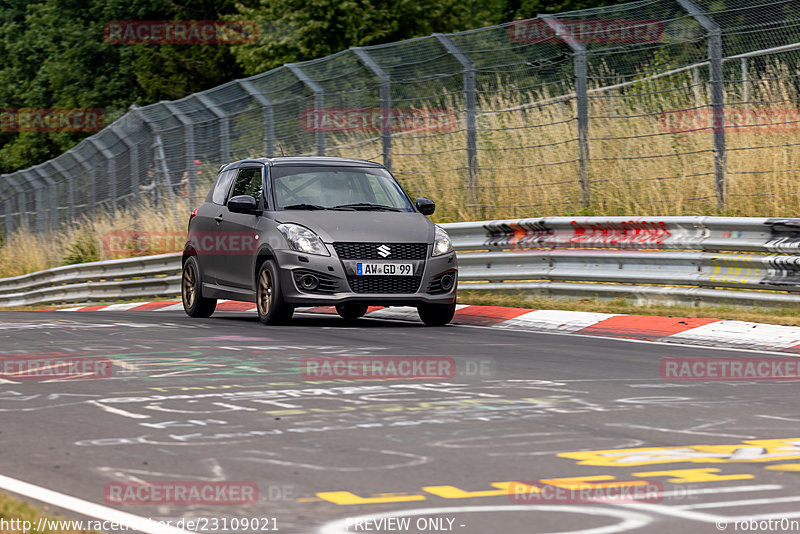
top-left (454, 322), bottom-right (800, 356)
top-left (657, 484), bottom-right (783, 499)
top-left (498, 309), bottom-right (619, 333)
top-left (59, 306), bottom-right (86, 311)
top-left (155, 303), bottom-right (185, 311)
top-left (96, 303), bottom-right (148, 311)
top-left (680, 494), bottom-right (800, 509)
top-left (666, 320), bottom-right (800, 350)
top-left (0, 473), bottom-right (196, 534)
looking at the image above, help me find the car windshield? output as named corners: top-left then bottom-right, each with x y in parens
top-left (271, 166), bottom-right (415, 211)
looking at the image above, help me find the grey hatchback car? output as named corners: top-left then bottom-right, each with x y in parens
top-left (181, 157), bottom-right (457, 325)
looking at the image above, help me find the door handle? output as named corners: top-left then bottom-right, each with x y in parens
top-left (214, 214), bottom-right (223, 223)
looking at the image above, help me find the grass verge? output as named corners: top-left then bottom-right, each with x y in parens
top-left (0, 492), bottom-right (100, 533)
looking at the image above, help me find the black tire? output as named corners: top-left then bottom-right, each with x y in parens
top-left (336, 303), bottom-right (368, 320)
top-left (182, 256), bottom-right (217, 318)
top-left (256, 260), bottom-right (293, 325)
top-left (417, 302), bottom-right (456, 326)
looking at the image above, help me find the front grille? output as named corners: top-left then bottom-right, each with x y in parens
top-left (293, 269), bottom-right (340, 294)
top-left (334, 242), bottom-right (427, 260)
top-left (347, 276), bottom-right (422, 294)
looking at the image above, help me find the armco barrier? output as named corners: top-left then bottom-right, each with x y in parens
top-left (2, 217), bottom-right (800, 308)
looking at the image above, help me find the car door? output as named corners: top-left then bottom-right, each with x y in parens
top-left (190, 167), bottom-right (236, 287)
top-left (216, 165), bottom-right (265, 291)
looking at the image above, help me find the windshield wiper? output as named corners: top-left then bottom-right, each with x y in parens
top-left (282, 203), bottom-right (329, 210)
top-left (333, 203), bottom-right (402, 212)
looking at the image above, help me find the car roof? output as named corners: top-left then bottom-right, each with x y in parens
top-left (221, 156), bottom-right (384, 172)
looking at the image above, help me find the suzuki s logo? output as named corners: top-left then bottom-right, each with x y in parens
top-left (377, 245), bottom-right (391, 258)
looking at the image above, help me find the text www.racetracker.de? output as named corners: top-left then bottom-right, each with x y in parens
top-left (0, 516), bottom-right (279, 533)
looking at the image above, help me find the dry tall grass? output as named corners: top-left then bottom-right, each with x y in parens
top-left (0, 198), bottom-right (192, 278)
top-left (329, 63), bottom-right (800, 222)
top-left (3, 63), bottom-right (800, 277)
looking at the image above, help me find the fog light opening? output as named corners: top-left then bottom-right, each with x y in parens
top-left (299, 274), bottom-right (320, 291)
top-left (440, 273), bottom-right (455, 291)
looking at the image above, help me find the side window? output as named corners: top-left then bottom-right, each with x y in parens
top-left (211, 169), bottom-right (236, 205)
top-left (229, 167), bottom-right (263, 204)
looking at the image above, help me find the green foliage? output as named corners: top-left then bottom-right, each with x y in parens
top-left (0, 0), bottom-right (246, 174)
top-left (230, 0), bottom-right (506, 75)
top-left (62, 232), bottom-right (99, 265)
top-left (1, 0), bottom-right (667, 174)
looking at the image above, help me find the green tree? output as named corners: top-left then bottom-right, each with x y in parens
top-left (230, 0), bottom-right (506, 75)
top-left (0, 0), bottom-right (248, 174)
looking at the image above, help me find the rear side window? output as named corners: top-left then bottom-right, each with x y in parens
top-left (211, 169), bottom-right (236, 205)
top-left (229, 167), bottom-right (263, 204)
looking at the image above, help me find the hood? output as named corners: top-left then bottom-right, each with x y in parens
top-left (275, 211), bottom-right (435, 243)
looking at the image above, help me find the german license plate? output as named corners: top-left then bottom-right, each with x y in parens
top-left (356, 263), bottom-right (413, 276)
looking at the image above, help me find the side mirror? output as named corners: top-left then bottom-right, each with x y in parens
top-left (415, 197), bottom-right (435, 216)
top-left (228, 195), bottom-right (259, 214)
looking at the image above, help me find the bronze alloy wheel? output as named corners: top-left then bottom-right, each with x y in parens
top-left (256, 260), bottom-right (293, 324)
top-left (182, 261), bottom-right (196, 308)
top-left (181, 256), bottom-right (217, 318)
top-left (257, 267), bottom-right (273, 316)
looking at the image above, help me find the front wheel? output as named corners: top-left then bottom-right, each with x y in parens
top-left (336, 303), bottom-right (368, 320)
top-left (256, 260), bottom-right (293, 325)
top-left (182, 256), bottom-right (217, 318)
top-left (417, 302), bottom-right (456, 326)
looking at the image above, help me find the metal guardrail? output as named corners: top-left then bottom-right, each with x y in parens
top-left (3, 217), bottom-right (800, 308)
top-left (0, 253), bottom-right (181, 307)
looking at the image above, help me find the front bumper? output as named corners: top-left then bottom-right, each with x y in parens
top-left (274, 247), bottom-right (457, 307)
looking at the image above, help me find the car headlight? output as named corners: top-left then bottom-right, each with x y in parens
top-left (277, 223), bottom-right (330, 256)
top-left (432, 225), bottom-right (453, 256)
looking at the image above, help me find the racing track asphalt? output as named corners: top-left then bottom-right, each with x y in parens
top-left (1, 308), bottom-right (799, 534)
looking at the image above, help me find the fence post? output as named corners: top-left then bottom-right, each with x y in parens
top-left (3, 197), bottom-right (12, 236)
top-left (287, 63), bottom-right (326, 156)
top-left (161, 102), bottom-right (195, 202)
top-left (110, 119), bottom-right (139, 208)
top-left (69, 151), bottom-right (95, 218)
top-left (692, 67), bottom-right (703, 108)
top-left (238, 80), bottom-right (275, 157)
top-left (195, 93), bottom-right (230, 164)
top-left (70, 151), bottom-right (96, 212)
top-left (677, 0), bottom-right (726, 210)
top-left (351, 47), bottom-right (392, 171)
top-left (5, 175), bottom-right (25, 232)
top-left (741, 57), bottom-right (750, 104)
top-left (50, 159), bottom-right (74, 225)
top-left (433, 33), bottom-right (479, 216)
top-left (87, 138), bottom-right (116, 214)
top-left (151, 132), bottom-right (176, 205)
top-left (542, 16), bottom-right (590, 209)
top-left (33, 165), bottom-right (57, 231)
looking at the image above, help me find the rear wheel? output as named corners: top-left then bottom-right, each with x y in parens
top-left (336, 303), bottom-right (368, 320)
top-left (182, 256), bottom-right (216, 318)
top-left (417, 302), bottom-right (455, 326)
top-left (256, 260), bottom-right (293, 325)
